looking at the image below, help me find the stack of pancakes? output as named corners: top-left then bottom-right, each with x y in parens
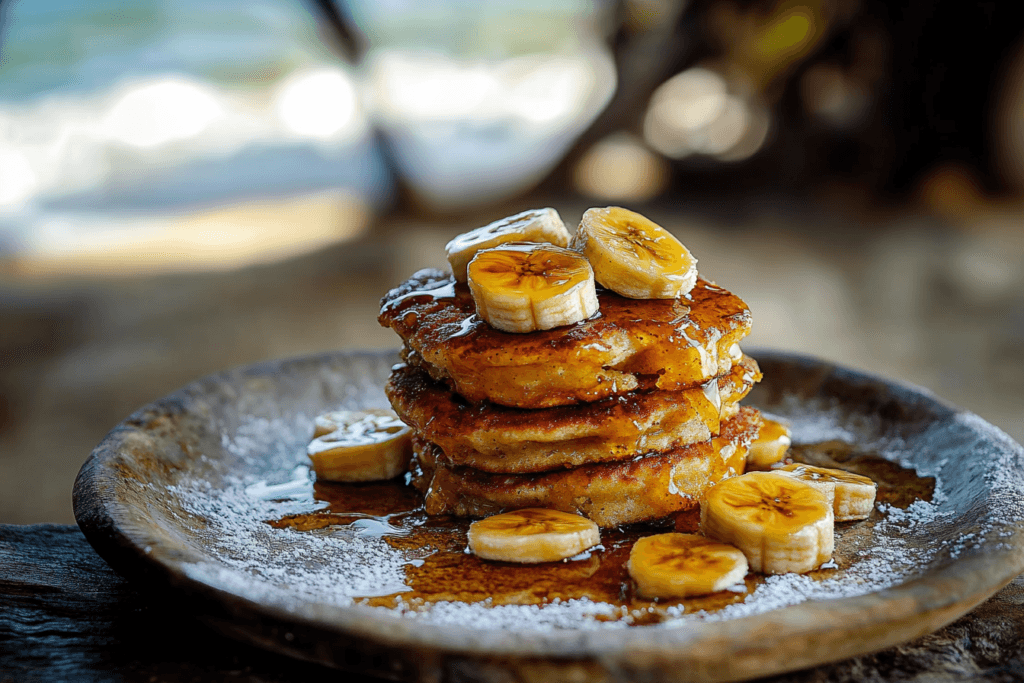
top-left (379, 268), bottom-right (763, 528)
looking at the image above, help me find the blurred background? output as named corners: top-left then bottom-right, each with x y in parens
top-left (1, 0), bottom-right (1023, 523)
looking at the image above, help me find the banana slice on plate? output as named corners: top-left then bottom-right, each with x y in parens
top-left (312, 409), bottom-right (394, 438)
top-left (468, 508), bottom-right (601, 563)
top-left (701, 471), bottom-right (834, 574)
top-left (571, 206), bottom-right (697, 299)
top-left (467, 242), bottom-right (599, 333)
top-left (446, 208), bottom-right (571, 282)
top-left (628, 532), bottom-right (748, 599)
top-left (746, 418), bottom-right (792, 470)
top-left (307, 409), bottom-right (412, 482)
top-left (776, 464), bottom-right (877, 521)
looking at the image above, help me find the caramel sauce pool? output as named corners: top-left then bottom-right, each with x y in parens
top-left (268, 443), bottom-right (934, 625)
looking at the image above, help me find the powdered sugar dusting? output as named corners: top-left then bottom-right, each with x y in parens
top-left (766, 398), bottom-right (859, 445)
top-left (156, 381), bottom-right (1024, 631)
top-left (170, 469), bottom-right (416, 606)
top-left (388, 597), bottom-right (630, 629)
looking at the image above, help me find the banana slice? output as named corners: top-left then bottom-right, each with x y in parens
top-left (468, 508), bottom-right (601, 563)
top-left (307, 409), bottom-right (412, 482)
top-left (701, 471), bottom-right (833, 574)
top-left (776, 464), bottom-right (877, 521)
top-left (628, 533), bottom-right (748, 599)
top-left (570, 206), bottom-right (697, 299)
top-left (446, 208), bottom-right (571, 282)
top-left (467, 242), bottom-right (599, 333)
top-left (746, 418), bottom-right (792, 470)
top-left (312, 408), bottom-right (393, 438)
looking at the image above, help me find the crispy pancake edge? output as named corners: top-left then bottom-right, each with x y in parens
top-left (388, 356), bottom-right (761, 472)
top-left (411, 407), bottom-right (762, 528)
top-left (379, 268), bottom-right (752, 408)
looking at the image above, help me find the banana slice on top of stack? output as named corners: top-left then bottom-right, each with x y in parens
top-left (467, 242), bottom-right (599, 333)
top-left (446, 208), bottom-right (571, 282)
top-left (571, 206), bottom-right (698, 299)
top-left (461, 207), bottom-right (697, 332)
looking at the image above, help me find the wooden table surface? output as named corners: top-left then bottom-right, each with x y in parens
top-left (3, 524), bottom-right (1024, 682)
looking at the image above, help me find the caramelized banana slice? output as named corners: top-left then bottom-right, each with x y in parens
top-left (467, 242), bottom-right (599, 333)
top-left (776, 464), bottom-right (877, 521)
top-left (701, 472), bottom-right (833, 574)
top-left (746, 418), bottom-right (792, 470)
top-left (468, 508), bottom-right (600, 563)
top-left (628, 533), bottom-right (748, 599)
top-left (571, 206), bottom-right (697, 299)
top-left (307, 409), bottom-right (412, 482)
top-left (446, 208), bottom-right (571, 282)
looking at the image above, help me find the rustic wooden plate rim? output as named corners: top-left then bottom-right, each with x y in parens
top-left (73, 349), bottom-right (1024, 679)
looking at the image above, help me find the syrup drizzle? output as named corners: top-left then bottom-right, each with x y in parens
top-left (264, 443), bottom-right (933, 625)
top-left (378, 271), bottom-right (753, 407)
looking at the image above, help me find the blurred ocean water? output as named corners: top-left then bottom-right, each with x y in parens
top-left (0, 0), bottom-right (611, 259)
top-left (0, 0), bottom-right (336, 101)
top-left (0, 0), bottom-right (396, 259)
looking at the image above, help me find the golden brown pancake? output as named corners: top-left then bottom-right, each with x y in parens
top-left (411, 407), bottom-right (762, 528)
top-left (387, 356), bottom-right (760, 473)
top-left (378, 269), bottom-right (752, 409)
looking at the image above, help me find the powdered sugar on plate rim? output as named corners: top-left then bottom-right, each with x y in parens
top-left (158, 387), bottom-right (1024, 632)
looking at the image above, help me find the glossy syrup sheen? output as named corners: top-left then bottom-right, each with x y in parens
top-left (378, 269), bottom-right (754, 408)
top-left (267, 443), bottom-right (935, 625)
top-left (383, 357), bottom-right (760, 472)
top-left (379, 269), bottom-right (750, 359)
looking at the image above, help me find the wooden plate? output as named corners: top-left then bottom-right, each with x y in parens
top-left (73, 350), bottom-right (1024, 682)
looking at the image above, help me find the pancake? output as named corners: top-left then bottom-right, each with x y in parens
top-left (378, 268), bottom-right (752, 409)
top-left (411, 407), bottom-right (762, 528)
top-left (388, 356), bottom-right (761, 473)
